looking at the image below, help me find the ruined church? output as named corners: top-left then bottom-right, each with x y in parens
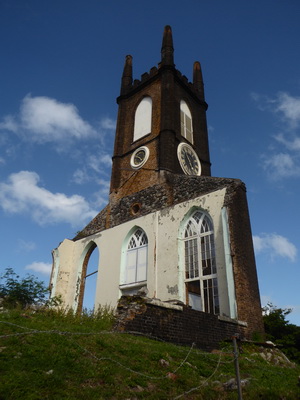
top-left (50, 26), bottom-right (264, 342)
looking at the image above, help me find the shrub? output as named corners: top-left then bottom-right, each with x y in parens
top-left (0, 267), bottom-right (49, 309)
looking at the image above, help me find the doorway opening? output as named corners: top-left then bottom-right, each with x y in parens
top-left (77, 242), bottom-right (99, 313)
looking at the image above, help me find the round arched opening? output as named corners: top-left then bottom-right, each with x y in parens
top-left (77, 243), bottom-right (100, 313)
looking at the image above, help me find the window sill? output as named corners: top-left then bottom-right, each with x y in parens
top-left (119, 281), bottom-right (147, 290)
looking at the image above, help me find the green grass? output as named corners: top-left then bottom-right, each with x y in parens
top-left (0, 308), bottom-right (300, 399)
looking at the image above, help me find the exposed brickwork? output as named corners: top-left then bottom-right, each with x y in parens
top-left (115, 296), bottom-right (249, 351)
top-left (225, 185), bottom-right (264, 335)
top-left (110, 55), bottom-right (211, 202)
top-left (74, 205), bottom-right (109, 239)
top-left (71, 26), bottom-right (264, 345)
top-left (75, 174), bottom-right (242, 239)
top-left (74, 175), bottom-right (264, 338)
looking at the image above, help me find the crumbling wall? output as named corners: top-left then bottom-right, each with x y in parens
top-left (115, 296), bottom-right (250, 351)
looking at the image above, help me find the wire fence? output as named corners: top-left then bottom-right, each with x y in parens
top-left (0, 319), bottom-right (292, 399)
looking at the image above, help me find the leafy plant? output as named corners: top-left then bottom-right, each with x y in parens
top-left (263, 303), bottom-right (300, 364)
top-left (0, 267), bottom-right (49, 309)
top-left (0, 308), bottom-right (300, 399)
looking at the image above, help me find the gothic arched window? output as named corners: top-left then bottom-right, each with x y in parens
top-left (180, 100), bottom-right (193, 144)
top-left (183, 210), bottom-right (219, 314)
top-left (125, 228), bottom-right (148, 284)
top-left (133, 97), bottom-right (152, 142)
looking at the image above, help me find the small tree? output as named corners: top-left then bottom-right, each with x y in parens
top-left (0, 267), bottom-right (49, 309)
top-left (263, 302), bottom-right (292, 340)
top-left (263, 303), bottom-right (300, 364)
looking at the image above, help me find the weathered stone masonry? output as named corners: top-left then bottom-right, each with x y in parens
top-left (116, 296), bottom-right (248, 351)
top-left (75, 174), bottom-right (244, 238)
top-left (51, 26), bottom-right (264, 349)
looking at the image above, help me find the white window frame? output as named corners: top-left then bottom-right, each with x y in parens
top-left (120, 228), bottom-right (148, 292)
top-left (133, 97), bottom-right (152, 142)
top-left (183, 211), bottom-right (219, 314)
top-left (180, 100), bottom-right (193, 144)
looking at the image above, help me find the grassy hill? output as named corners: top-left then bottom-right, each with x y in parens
top-left (0, 308), bottom-right (300, 399)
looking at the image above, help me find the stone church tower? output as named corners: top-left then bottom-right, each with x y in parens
top-left (50, 26), bottom-right (264, 339)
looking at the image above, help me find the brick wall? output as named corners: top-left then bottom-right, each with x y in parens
top-left (75, 175), bottom-right (242, 239)
top-left (115, 296), bottom-right (249, 351)
top-left (225, 185), bottom-right (265, 335)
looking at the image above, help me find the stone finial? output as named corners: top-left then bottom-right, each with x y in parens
top-left (161, 25), bottom-right (174, 66)
top-left (193, 61), bottom-right (205, 100)
top-left (121, 55), bottom-right (133, 95)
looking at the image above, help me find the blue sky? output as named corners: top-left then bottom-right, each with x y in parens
top-left (1, 0), bottom-right (300, 324)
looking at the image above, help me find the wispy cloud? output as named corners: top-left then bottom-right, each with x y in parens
top-left (274, 133), bottom-right (300, 151)
top-left (93, 179), bottom-right (111, 208)
top-left (0, 95), bottom-right (97, 145)
top-left (253, 233), bottom-right (297, 262)
top-left (0, 171), bottom-right (97, 227)
top-left (25, 262), bottom-right (52, 275)
top-left (88, 153), bottom-right (112, 173)
top-left (252, 91), bottom-right (300, 180)
top-left (72, 168), bottom-right (91, 185)
top-left (72, 150), bottom-right (112, 185)
top-left (17, 239), bottom-right (36, 252)
top-left (274, 92), bottom-right (300, 128)
top-left (262, 152), bottom-right (300, 180)
top-left (100, 117), bottom-right (116, 130)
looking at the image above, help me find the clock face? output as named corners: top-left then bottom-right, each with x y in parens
top-left (130, 146), bottom-right (150, 170)
top-left (177, 143), bottom-right (201, 176)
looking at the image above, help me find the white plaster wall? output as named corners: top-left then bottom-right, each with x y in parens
top-left (153, 188), bottom-right (231, 317)
top-left (52, 239), bottom-right (77, 308)
top-left (52, 187), bottom-right (234, 317)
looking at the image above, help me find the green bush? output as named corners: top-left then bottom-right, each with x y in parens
top-left (263, 303), bottom-right (300, 364)
top-left (0, 267), bottom-right (49, 309)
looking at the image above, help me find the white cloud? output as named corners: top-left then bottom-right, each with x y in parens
top-left (17, 239), bottom-right (36, 252)
top-left (252, 91), bottom-right (300, 180)
top-left (72, 152), bottom-right (112, 185)
top-left (101, 117), bottom-right (116, 130)
top-left (0, 171), bottom-right (97, 227)
top-left (262, 152), bottom-right (300, 179)
top-left (25, 262), bottom-right (52, 275)
top-left (0, 94), bottom-right (97, 144)
top-left (274, 92), bottom-right (300, 128)
top-left (0, 115), bottom-right (19, 133)
top-left (93, 179), bottom-right (110, 208)
top-left (253, 233), bottom-right (297, 262)
top-left (100, 154), bottom-right (112, 166)
top-left (274, 133), bottom-right (300, 151)
top-left (88, 153), bottom-right (112, 173)
top-left (73, 168), bottom-right (90, 184)
top-left (252, 91), bottom-right (300, 127)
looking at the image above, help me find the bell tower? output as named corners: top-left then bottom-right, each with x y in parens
top-left (51, 25), bottom-right (264, 344)
top-left (110, 25), bottom-right (211, 202)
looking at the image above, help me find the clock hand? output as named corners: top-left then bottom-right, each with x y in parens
top-left (184, 153), bottom-right (192, 170)
top-left (187, 153), bottom-right (195, 170)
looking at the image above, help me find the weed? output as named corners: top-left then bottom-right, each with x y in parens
top-left (0, 308), bottom-right (299, 399)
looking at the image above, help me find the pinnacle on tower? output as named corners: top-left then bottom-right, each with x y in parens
top-left (193, 61), bottom-right (205, 101)
top-left (161, 25), bottom-right (174, 66)
top-left (121, 54), bottom-right (133, 95)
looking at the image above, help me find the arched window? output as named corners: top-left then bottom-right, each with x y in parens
top-left (180, 100), bottom-right (193, 144)
top-left (77, 242), bottom-right (99, 313)
top-left (133, 97), bottom-right (152, 142)
top-left (124, 228), bottom-right (148, 285)
top-left (183, 210), bottom-right (219, 314)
